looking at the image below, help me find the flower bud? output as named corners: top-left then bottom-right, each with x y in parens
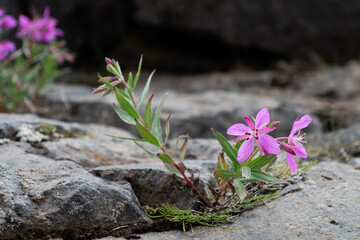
top-left (105, 57), bottom-right (114, 66)
top-left (272, 121), bottom-right (280, 127)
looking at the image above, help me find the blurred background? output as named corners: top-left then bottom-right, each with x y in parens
top-left (1, 0), bottom-right (360, 137)
top-left (3, 0), bottom-right (360, 73)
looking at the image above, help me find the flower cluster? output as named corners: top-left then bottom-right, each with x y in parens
top-left (227, 108), bottom-right (311, 173)
top-left (0, 9), bottom-right (17, 60)
top-left (0, 7), bottom-right (72, 112)
top-left (17, 7), bottom-right (63, 43)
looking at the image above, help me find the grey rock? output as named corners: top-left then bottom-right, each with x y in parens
top-left (99, 161), bottom-right (360, 240)
top-left (348, 158), bottom-right (360, 170)
top-left (0, 113), bottom-right (155, 168)
top-left (0, 142), bottom-right (150, 239)
top-left (40, 84), bottom-right (321, 138)
top-left (91, 160), bottom-right (216, 210)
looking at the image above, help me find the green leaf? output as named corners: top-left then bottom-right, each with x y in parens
top-left (178, 136), bottom-right (187, 162)
top-left (107, 64), bottom-right (122, 79)
top-left (164, 114), bottom-right (171, 146)
top-left (113, 59), bottom-right (123, 77)
top-left (133, 55), bottom-right (143, 89)
top-left (248, 154), bottom-right (275, 170)
top-left (135, 120), bottom-right (160, 147)
top-left (251, 170), bottom-right (281, 183)
top-left (105, 134), bottom-right (145, 142)
top-left (214, 169), bottom-right (235, 179)
top-left (114, 89), bottom-right (140, 120)
top-left (128, 72), bottom-right (133, 91)
top-left (242, 166), bottom-right (252, 178)
top-left (151, 94), bottom-right (166, 143)
top-left (99, 74), bottom-right (113, 89)
top-left (113, 104), bottom-right (136, 125)
top-left (135, 141), bottom-right (157, 158)
top-left (144, 95), bottom-right (153, 128)
top-left (156, 153), bottom-right (173, 164)
top-left (233, 178), bottom-right (247, 199)
top-left (164, 163), bottom-right (181, 175)
top-left (211, 128), bottom-right (241, 172)
top-left (152, 118), bottom-right (162, 144)
top-left (138, 70), bottom-right (155, 107)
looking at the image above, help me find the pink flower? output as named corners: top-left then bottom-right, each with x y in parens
top-left (16, 7), bottom-right (63, 43)
top-left (1, 15), bottom-right (17, 29)
top-left (227, 108), bottom-right (281, 163)
top-left (0, 40), bottom-right (16, 60)
top-left (277, 115), bottom-right (312, 173)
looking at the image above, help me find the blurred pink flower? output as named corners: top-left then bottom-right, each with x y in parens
top-left (0, 40), bottom-right (15, 60)
top-left (227, 108), bottom-right (281, 162)
top-left (277, 115), bottom-right (312, 173)
top-left (17, 7), bottom-right (63, 43)
top-left (1, 15), bottom-right (17, 29)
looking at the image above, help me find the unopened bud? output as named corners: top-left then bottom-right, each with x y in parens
top-left (105, 57), bottom-right (114, 66)
top-left (272, 121), bottom-right (280, 127)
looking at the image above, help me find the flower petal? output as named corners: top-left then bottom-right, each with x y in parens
top-left (255, 138), bottom-right (264, 155)
top-left (227, 123), bottom-right (251, 136)
top-left (255, 108), bottom-right (270, 129)
top-left (237, 138), bottom-right (254, 163)
top-left (244, 116), bottom-right (255, 130)
top-left (258, 127), bottom-right (275, 134)
top-left (293, 143), bottom-right (307, 158)
top-left (286, 153), bottom-right (297, 173)
top-left (290, 115), bottom-right (312, 136)
top-left (233, 134), bottom-right (250, 142)
top-left (258, 134), bottom-right (281, 155)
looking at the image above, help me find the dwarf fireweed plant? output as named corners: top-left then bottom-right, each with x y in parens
top-left (93, 57), bottom-right (312, 206)
top-left (0, 7), bottom-right (73, 112)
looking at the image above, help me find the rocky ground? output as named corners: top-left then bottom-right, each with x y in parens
top-left (1, 62), bottom-right (360, 239)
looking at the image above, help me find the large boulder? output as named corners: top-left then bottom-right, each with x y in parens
top-left (0, 142), bottom-right (151, 239)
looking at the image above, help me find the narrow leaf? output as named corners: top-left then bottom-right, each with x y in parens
top-left (138, 70), bottom-right (155, 107)
top-left (164, 163), bottom-right (181, 175)
top-left (152, 117), bottom-right (162, 144)
top-left (113, 59), bottom-right (123, 77)
top-left (233, 178), bottom-right (247, 199)
top-left (251, 170), bottom-right (281, 183)
top-left (144, 95), bottom-right (153, 128)
top-left (242, 166), bottom-right (252, 179)
top-left (157, 153), bottom-right (173, 164)
top-left (135, 141), bottom-right (157, 158)
top-left (164, 114), bottom-right (171, 146)
top-left (178, 136), bottom-right (188, 162)
top-left (99, 73), bottom-right (113, 89)
top-left (211, 128), bottom-right (241, 172)
top-left (248, 154), bottom-right (276, 170)
top-left (115, 89), bottom-right (140, 119)
top-left (113, 104), bottom-right (136, 125)
top-left (135, 120), bottom-right (160, 147)
top-left (133, 55), bottom-right (143, 89)
top-left (214, 169), bottom-right (235, 179)
top-left (105, 134), bottom-right (145, 142)
top-left (128, 72), bottom-right (133, 91)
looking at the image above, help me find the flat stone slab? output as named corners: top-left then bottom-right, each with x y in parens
top-left (40, 84), bottom-right (322, 138)
top-left (98, 161), bottom-right (360, 240)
